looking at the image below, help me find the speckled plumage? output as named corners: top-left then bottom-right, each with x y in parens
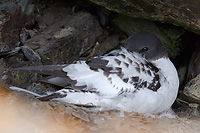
top-left (11, 32), bottom-right (179, 114)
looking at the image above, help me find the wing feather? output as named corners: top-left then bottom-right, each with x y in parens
top-left (12, 65), bottom-right (68, 77)
top-left (63, 48), bottom-right (162, 97)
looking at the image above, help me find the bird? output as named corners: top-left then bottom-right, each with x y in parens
top-left (11, 31), bottom-right (179, 114)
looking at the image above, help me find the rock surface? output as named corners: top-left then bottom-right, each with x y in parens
top-left (184, 74), bottom-right (200, 103)
top-left (86, 35), bottom-right (119, 58)
top-left (0, 0), bottom-right (34, 50)
top-left (89, 0), bottom-right (200, 34)
top-left (187, 47), bottom-right (200, 82)
top-left (24, 12), bottom-right (103, 64)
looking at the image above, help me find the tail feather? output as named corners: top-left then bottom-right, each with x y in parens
top-left (40, 77), bottom-right (69, 87)
top-left (12, 65), bottom-right (68, 77)
top-left (9, 86), bottom-right (42, 97)
top-left (9, 86), bottom-right (108, 108)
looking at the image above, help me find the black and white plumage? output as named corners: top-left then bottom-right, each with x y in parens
top-left (11, 32), bottom-right (179, 114)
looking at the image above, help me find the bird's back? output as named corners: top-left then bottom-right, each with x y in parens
top-left (63, 48), bottom-right (162, 97)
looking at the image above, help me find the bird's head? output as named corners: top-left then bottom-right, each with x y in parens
top-left (125, 31), bottom-right (168, 61)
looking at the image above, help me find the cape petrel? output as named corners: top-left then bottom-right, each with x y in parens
top-left (11, 31), bottom-right (179, 114)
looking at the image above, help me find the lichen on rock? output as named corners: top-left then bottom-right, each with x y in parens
top-left (184, 74), bottom-right (200, 103)
top-left (89, 0), bottom-right (200, 34)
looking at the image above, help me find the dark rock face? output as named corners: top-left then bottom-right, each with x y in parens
top-left (89, 0), bottom-right (200, 34)
top-left (0, 0), bottom-right (35, 50)
top-left (34, 5), bottom-right (72, 30)
top-left (183, 74), bottom-right (200, 104)
top-left (87, 35), bottom-right (119, 58)
top-left (187, 47), bottom-right (200, 82)
top-left (24, 12), bottom-right (103, 64)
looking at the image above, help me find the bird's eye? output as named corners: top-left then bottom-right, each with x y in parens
top-left (142, 47), bottom-right (148, 52)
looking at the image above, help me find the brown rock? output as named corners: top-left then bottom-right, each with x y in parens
top-left (89, 0), bottom-right (200, 34)
top-left (87, 35), bottom-right (119, 58)
top-left (0, 0), bottom-right (35, 49)
top-left (183, 74), bottom-right (200, 103)
top-left (35, 5), bottom-right (72, 30)
top-left (24, 12), bottom-right (103, 64)
top-left (187, 48), bottom-right (200, 81)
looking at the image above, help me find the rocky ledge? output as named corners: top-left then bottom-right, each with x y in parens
top-left (89, 0), bottom-right (200, 34)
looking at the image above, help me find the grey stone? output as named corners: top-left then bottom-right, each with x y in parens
top-left (34, 5), bottom-right (72, 30)
top-left (178, 66), bottom-right (187, 86)
top-left (0, 59), bottom-right (8, 83)
top-left (3, 55), bottom-right (42, 88)
top-left (86, 35), bottom-right (119, 59)
top-left (24, 12), bottom-right (103, 64)
top-left (89, 0), bottom-right (200, 34)
top-left (0, 0), bottom-right (35, 50)
top-left (187, 48), bottom-right (200, 81)
top-left (183, 74), bottom-right (200, 103)
top-left (21, 46), bottom-right (41, 61)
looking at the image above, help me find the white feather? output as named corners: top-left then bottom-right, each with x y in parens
top-left (9, 86), bottom-right (42, 97)
top-left (61, 48), bottom-right (179, 114)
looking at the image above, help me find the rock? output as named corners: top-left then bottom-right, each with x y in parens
top-left (20, 28), bottom-right (31, 43)
top-left (7, 71), bottom-right (38, 89)
top-left (0, 46), bottom-right (41, 61)
top-left (3, 53), bottom-right (42, 88)
top-left (183, 74), bottom-right (200, 103)
top-left (0, 51), bottom-right (41, 87)
top-left (86, 35), bottom-right (119, 58)
top-left (187, 47), bottom-right (200, 82)
top-left (174, 101), bottom-right (200, 120)
top-left (113, 15), bottom-right (185, 58)
top-left (72, 109), bottom-right (90, 122)
top-left (89, 0), bottom-right (200, 34)
top-left (0, 0), bottom-right (35, 50)
top-left (0, 0), bottom-right (34, 15)
top-left (24, 12), bottom-right (103, 64)
top-left (178, 66), bottom-right (187, 86)
top-left (0, 59), bottom-right (8, 83)
top-left (20, 46), bottom-right (41, 61)
top-left (0, 8), bottom-right (10, 52)
top-left (34, 4), bottom-right (72, 30)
